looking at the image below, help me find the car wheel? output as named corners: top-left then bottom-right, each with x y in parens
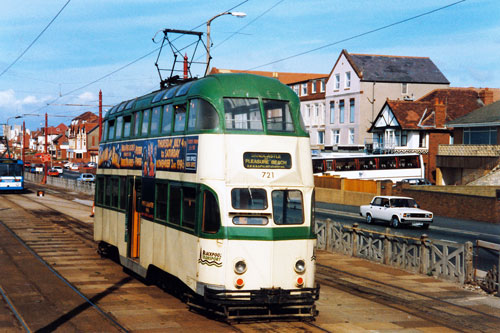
top-left (391, 216), bottom-right (399, 228)
top-left (422, 223), bottom-right (430, 230)
top-left (366, 214), bottom-right (373, 224)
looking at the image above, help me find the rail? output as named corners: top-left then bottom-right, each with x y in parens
top-left (316, 219), bottom-right (474, 284)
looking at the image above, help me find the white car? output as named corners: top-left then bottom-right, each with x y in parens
top-left (360, 196), bottom-right (433, 229)
top-left (53, 166), bottom-right (64, 174)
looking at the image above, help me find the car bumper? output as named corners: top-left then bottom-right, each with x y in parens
top-left (401, 219), bottom-right (433, 226)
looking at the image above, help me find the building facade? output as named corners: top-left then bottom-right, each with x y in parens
top-left (323, 50), bottom-right (450, 151)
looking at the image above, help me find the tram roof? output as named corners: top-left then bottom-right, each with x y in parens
top-left (104, 73), bottom-right (298, 120)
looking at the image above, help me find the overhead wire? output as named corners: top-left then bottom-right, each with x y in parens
top-left (29, 0), bottom-right (250, 115)
top-left (0, 0), bottom-right (72, 78)
top-left (247, 0), bottom-right (466, 70)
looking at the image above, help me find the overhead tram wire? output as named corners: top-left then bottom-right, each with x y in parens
top-left (0, 0), bottom-right (72, 79)
top-left (27, 0), bottom-right (250, 116)
top-left (247, 0), bottom-right (467, 71)
top-left (51, 0), bottom-right (251, 103)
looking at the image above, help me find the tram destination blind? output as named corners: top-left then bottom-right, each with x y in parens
top-left (243, 152), bottom-right (291, 169)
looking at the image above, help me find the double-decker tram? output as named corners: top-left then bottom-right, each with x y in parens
top-left (312, 153), bottom-right (425, 182)
top-left (0, 158), bottom-right (24, 191)
top-left (94, 73), bottom-right (319, 320)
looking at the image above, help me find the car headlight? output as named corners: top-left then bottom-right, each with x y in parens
top-left (234, 260), bottom-right (247, 274)
top-left (294, 259), bottom-right (306, 274)
top-left (403, 213), bottom-right (408, 217)
top-left (426, 213), bottom-right (433, 218)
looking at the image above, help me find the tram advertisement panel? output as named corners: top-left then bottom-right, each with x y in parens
top-left (98, 136), bottom-right (199, 176)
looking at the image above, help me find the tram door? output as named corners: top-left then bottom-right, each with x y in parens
top-left (127, 178), bottom-right (142, 259)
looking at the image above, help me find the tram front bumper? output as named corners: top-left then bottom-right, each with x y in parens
top-left (204, 284), bottom-right (320, 306)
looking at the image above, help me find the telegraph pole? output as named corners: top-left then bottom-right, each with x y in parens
top-left (99, 90), bottom-right (102, 142)
top-left (42, 113), bottom-right (48, 184)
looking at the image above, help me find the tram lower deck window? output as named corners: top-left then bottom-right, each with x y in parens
top-left (272, 190), bottom-right (304, 225)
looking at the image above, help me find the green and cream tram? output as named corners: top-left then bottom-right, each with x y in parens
top-left (94, 73), bottom-right (319, 320)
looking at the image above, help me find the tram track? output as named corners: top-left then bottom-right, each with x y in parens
top-left (316, 263), bottom-right (500, 333)
top-left (1, 191), bottom-right (333, 332)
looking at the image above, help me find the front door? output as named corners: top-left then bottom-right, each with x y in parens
top-left (127, 177), bottom-right (142, 259)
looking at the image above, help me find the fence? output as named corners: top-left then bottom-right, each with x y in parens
top-left (316, 219), bottom-right (474, 284)
top-left (24, 172), bottom-right (95, 195)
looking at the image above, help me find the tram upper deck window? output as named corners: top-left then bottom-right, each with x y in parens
top-left (107, 105), bottom-right (118, 116)
top-left (163, 86), bottom-right (179, 100)
top-left (123, 115), bottom-right (132, 137)
top-left (133, 111), bottom-right (141, 137)
top-left (152, 90), bottom-right (167, 103)
top-left (176, 81), bottom-right (194, 97)
top-left (224, 98), bottom-right (263, 131)
top-left (125, 99), bottom-right (136, 110)
top-left (141, 109), bottom-right (151, 136)
top-left (150, 107), bottom-right (161, 135)
top-left (103, 121), bottom-right (109, 141)
top-left (272, 190), bottom-right (303, 225)
top-left (161, 105), bottom-right (173, 134)
top-left (188, 99), bottom-right (219, 131)
top-left (115, 117), bottom-right (124, 139)
top-left (264, 99), bottom-right (294, 132)
top-left (231, 188), bottom-right (267, 210)
top-left (174, 104), bottom-right (186, 132)
top-left (117, 101), bottom-right (127, 113)
top-left (107, 119), bottom-right (115, 140)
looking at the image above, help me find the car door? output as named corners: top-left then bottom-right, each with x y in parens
top-left (379, 198), bottom-right (391, 221)
top-left (370, 197), bottom-right (383, 220)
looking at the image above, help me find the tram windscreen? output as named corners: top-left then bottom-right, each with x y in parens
top-left (0, 163), bottom-right (22, 177)
top-left (272, 190), bottom-right (303, 225)
top-left (263, 100), bottom-right (294, 132)
top-left (224, 98), bottom-right (263, 131)
top-left (231, 188), bottom-right (267, 210)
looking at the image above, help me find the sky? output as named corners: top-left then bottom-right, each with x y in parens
top-left (0, 0), bottom-right (499, 131)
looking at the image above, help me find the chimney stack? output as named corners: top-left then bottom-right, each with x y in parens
top-left (434, 98), bottom-right (446, 128)
top-left (479, 88), bottom-right (494, 105)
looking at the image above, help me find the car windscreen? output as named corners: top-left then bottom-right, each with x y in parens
top-left (390, 198), bottom-right (417, 208)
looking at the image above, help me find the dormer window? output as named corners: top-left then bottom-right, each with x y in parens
top-left (320, 79), bottom-right (325, 92)
top-left (301, 83), bottom-right (307, 96)
top-left (311, 80), bottom-right (317, 94)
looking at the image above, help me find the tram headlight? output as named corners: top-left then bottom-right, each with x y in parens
top-left (234, 260), bottom-right (247, 274)
top-left (294, 259), bottom-right (306, 274)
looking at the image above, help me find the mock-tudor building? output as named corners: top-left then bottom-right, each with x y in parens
top-left (324, 50), bottom-right (450, 151)
top-left (437, 90), bottom-right (500, 185)
top-left (370, 88), bottom-right (500, 183)
top-left (67, 111), bottom-right (99, 163)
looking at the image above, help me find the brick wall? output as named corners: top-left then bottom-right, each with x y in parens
top-left (392, 183), bottom-right (500, 223)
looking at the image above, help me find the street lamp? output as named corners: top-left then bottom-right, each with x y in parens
top-left (205, 11), bottom-right (246, 76)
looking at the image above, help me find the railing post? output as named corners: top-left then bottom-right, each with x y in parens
top-left (419, 234), bottom-right (429, 275)
top-left (465, 241), bottom-right (473, 283)
top-left (326, 218), bottom-right (332, 251)
top-left (383, 227), bottom-right (392, 265)
top-left (352, 223), bottom-right (359, 257)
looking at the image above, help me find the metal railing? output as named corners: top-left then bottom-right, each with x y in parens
top-left (316, 219), bottom-right (474, 284)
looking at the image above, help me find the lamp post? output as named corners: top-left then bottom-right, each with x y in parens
top-left (205, 11), bottom-right (246, 76)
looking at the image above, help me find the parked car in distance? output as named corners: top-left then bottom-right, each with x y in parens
top-left (401, 178), bottom-right (432, 185)
top-left (47, 168), bottom-right (60, 177)
top-left (52, 166), bottom-right (64, 174)
top-left (360, 196), bottom-right (433, 229)
top-left (77, 173), bottom-right (95, 182)
top-left (34, 164), bottom-right (44, 173)
top-left (63, 161), bottom-right (72, 169)
top-left (86, 162), bottom-right (97, 168)
top-left (70, 163), bottom-right (84, 171)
